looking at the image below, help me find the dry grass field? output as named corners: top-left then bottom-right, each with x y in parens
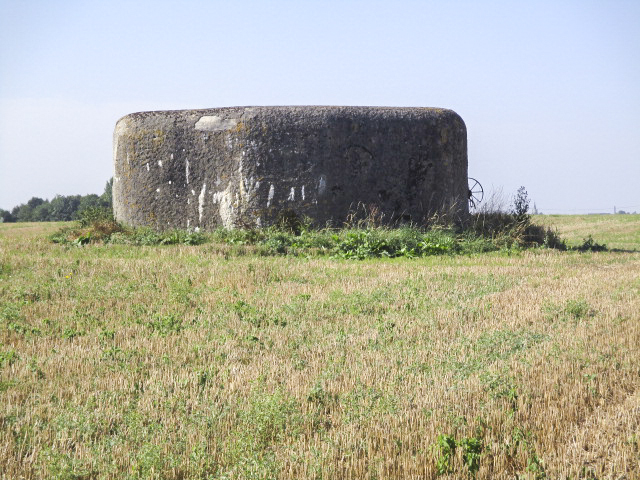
top-left (1, 217), bottom-right (639, 479)
top-left (539, 214), bottom-right (640, 252)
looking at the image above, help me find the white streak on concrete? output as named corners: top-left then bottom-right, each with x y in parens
top-left (198, 183), bottom-right (206, 223)
top-left (170, 153), bottom-right (174, 160)
top-left (187, 219), bottom-right (190, 228)
top-left (185, 160), bottom-right (190, 184)
top-left (146, 163), bottom-right (149, 171)
top-left (212, 191), bottom-right (223, 204)
top-left (113, 120), bottom-right (127, 163)
top-left (238, 161), bottom-right (249, 199)
top-left (288, 187), bottom-right (295, 201)
top-left (158, 160), bottom-right (163, 167)
top-left (217, 183), bottom-right (237, 228)
top-left (267, 184), bottom-right (275, 207)
top-left (301, 185), bottom-right (305, 200)
top-left (318, 175), bottom-right (327, 195)
top-left (195, 115), bottom-right (238, 132)
top-left (242, 174), bottom-right (255, 197)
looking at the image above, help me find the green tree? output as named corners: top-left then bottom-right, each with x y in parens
top-left (32, 203), bottom-right (52, 221)
top-left (11, 197), bottom-right (47, 222)
top-left (49, 195), bottom-right (81, 221)
top-left (27, 197), bottom-right (45, 209)
top-left (0, 209), bottom-right (15, 222)
top-left (12, 204), bottom-right (33, 222)
top-left (5, 179), bottom-right (115, 222)
top-left (100, 177), bottom-right (113, 208)
top-left (77, 194), bottom-right (102, 216)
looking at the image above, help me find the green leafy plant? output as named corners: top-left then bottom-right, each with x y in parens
top-left (432, 433), bottom-right (484, 477)
top-left (563, 299), bottom-right (594, 320)
top-left (28, 357), bottom-right (45, 379)
top-left (545, 299), bottom-right (595, 324)
top-left (480, 370), bottom-right (520, 413)
top-left (61, 327), bottom-right (85, 340)
top-left (334, 230), bottom-right (391, 259)
top-left (432, 434), bottom-right (457, 475)
top-left (459, 436), bottom-right (483, 477)
top-left (0, 349), bottom-right (19, 368)
top-left (8, 322), bottom-right (41, 336)
top-left (511, 427), bottom-right (547, 479)
top-left (146, 313), bottom-right (184, 336)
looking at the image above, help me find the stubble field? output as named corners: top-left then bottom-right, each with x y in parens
top-left (1, 216), bottom-right (639, 479)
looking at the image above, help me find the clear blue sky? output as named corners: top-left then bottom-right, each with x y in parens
top-left (1, 0), bottom-right (639, 214)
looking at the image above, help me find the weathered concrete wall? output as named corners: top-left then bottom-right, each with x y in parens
top-left (113, 106), bottom-right (468, 230)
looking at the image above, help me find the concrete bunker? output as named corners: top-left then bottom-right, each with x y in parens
top-left (113, 106), bottom-right (469, 230)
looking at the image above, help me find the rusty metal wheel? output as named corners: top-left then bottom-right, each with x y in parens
top-left (468, 178), bottom-right (484, 210)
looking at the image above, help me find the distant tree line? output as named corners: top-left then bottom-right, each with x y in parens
top-left (0, 179), bottom-right (113, 223)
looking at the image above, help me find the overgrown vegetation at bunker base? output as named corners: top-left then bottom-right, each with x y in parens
top-left (51, 187), bottom-right (601, 257)
top-left (1, 213), bottom-right (638, 479)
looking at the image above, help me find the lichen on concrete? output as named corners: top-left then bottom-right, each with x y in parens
top-left (113, 106), bottom-right (469, 230)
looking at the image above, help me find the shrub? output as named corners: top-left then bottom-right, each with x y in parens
top-left (334, 230), bottom-right (391, 259)
top-left (511, 186), bottom-right (530, 222)
top-left (76, 206), bottom-right (113, 227)
top-left (574, 235), bottom-right (607, 252)
top-left (465, 186), bottom-right (568, 250)
top-left (50, 206), bottom-right (122, 244)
